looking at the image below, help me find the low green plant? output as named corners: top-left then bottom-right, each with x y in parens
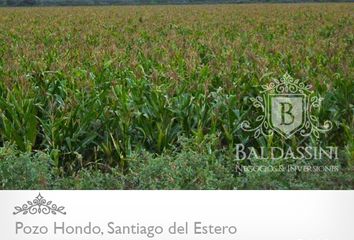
top-left (0, 144), bottom-right (52, 189)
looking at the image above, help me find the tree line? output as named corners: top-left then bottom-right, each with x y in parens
top-left (0, 0), bottom-right (349, 7)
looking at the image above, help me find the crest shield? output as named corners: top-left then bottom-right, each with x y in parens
top-left (268, 94), bottom-right (306, 138)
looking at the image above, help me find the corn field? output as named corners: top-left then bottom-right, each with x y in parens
top-left (0, 4), bottom-right (353, 189)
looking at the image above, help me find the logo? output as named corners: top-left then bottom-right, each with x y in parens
top-left (268, 93), bottom-right (306, 138)
top-left (240, 73), bottom-right (332, 139)
top-left (13, 193), bottom-right (66, 215)
top-left (236, 73), bottom-right (338, 162)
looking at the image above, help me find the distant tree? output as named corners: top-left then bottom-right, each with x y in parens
top-left (22, 0), bottom-right (36, 5)
top-left (7, 0), bottom-right (20, 6)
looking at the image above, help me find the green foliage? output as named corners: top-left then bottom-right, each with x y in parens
top-left (0, 144), bottom-right (52, 189)
top-left (0, 138), bottom-right (352, 189)
top-left (0, 87), bottom-right (38, 152)
top-left (53, 168), bottom-right (125, 189)
top-left (0, 4), bottom-right (352, 189)
top-left (127, 136), bottom-right (237, 189)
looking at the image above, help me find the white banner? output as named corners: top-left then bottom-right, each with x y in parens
top-left (0, 191), bottom-right (353, 240)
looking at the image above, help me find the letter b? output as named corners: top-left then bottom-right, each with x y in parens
top-left (280, 102), bottom-right (294, 125)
